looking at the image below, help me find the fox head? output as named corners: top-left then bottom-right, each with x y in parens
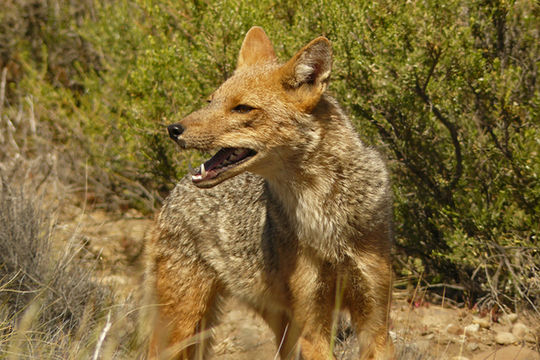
top-left (168, 26), bottom-right (332, 188)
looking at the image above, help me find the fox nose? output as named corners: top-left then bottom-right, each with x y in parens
top-left (167, 124), bottom-right (185, 140)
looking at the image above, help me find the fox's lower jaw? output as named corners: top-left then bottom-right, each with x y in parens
top-left (189, 147), bottom-right (257, 187)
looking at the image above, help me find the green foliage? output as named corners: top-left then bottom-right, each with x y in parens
top-left (1, 0), bottom-right (538, 307)
top-left (330, 0), bottom-right (540, 308)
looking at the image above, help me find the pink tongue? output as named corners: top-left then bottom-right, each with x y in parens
top-left (203, 148), bottom-right (236, 171)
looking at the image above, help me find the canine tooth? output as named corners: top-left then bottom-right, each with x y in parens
top-left (201, 163), bottom-right (207, 177)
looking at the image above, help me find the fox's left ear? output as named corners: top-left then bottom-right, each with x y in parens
top-left (279, 37), bottom-right (332, 112)
top-left (237, 26), bottom-right (277, 69)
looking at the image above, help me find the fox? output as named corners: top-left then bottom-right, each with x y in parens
top-left (146, 26), bottom-right (395, 360)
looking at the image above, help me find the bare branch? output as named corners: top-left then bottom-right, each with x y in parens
top-left (414, 76), bottom-right (463, 195)
top-left (352, 103), bottom-right (445, 200)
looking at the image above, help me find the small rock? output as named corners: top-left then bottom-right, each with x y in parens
top-left (464, 323), bottom-right (480, 334)
top-left (472, 345), bottom-right (540, 360)
top-left (467, 342), bottom-right (479, 352)
top-left (451, 357), bottom-right (470, 360)
top-left (512, 322), bottom-right (529, 339)
top-left (446, 323), bottom-right (463, 335)
top-left (500, 313), bottom-right (518, 325)
top-left (495, 331), bottom-right (517, 345)
top-left (524, 332), bottom-right (536, 343)
top-left (472, 316), bottom-right (491, 329)
top-left (413, 340), bottom-right (431, 353)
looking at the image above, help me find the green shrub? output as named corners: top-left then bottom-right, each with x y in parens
top-left (328, 0), bottom-right (539, 309)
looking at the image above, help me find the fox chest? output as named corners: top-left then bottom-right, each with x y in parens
top-left (288, 194), bottom-right (348, 259)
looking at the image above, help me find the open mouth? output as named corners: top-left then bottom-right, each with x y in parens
top-left (190, 147), bottom-right (257, 183)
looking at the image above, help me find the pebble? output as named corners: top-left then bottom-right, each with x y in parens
top-left (472, 345), bottom-right (540, 360)
top-left (464, 323), bottom-right (480, 334)
top-left (512, 322), bottom-right (529, 339)
top-left (472, 316), bottom-right (491, 329)
top-left (524, 332), bottom-right (536, 343)
top-left (446, 323), bottom-right (463, 335)
top-left (500, 313), bottom-right (518, 325)
top-left (467, 342), bottom-right (479, 351)
top-left (495, 331), bottom-right (517, 345)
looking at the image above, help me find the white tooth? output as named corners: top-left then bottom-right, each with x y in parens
top-left (201, 163), bottom-right (207, 177)
top-left (188, 162), bottom-right (197, 175)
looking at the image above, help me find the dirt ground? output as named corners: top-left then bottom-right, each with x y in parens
top-left (58, 207), bottom-right (540, 360)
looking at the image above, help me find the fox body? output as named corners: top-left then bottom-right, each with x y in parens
top-left (147, 27), bottom-right (395, 360)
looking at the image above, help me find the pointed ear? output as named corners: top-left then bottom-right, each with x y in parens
top-left (237, 26), bottom-right (277, 69)
top-left (279, 37), bottom-right (332, 111)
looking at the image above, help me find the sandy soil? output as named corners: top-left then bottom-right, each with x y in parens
top-left (58, 208), bottom-right (540, 360)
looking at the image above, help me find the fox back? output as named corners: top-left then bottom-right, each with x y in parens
top-left (147, 27), bottom-right (395, 360)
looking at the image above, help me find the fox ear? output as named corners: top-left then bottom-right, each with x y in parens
top-left (279, 37), bottom-right (332, 111)
top-left (237, 26), bottom-right (277, 69)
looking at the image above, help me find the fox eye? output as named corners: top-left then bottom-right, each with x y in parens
top-left (232, 104), bottom-right (255, 114)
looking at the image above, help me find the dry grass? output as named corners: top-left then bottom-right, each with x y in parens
top-left (0, 175), bottom-right (148, 359)
top-left (0, 181), bottom-right (105, 326)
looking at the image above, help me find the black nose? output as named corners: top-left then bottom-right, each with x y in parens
top-left (167, 124), bottom-right (185, 140)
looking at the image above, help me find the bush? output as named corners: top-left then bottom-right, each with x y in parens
top-left (329, 0), bottom-right (539, 310)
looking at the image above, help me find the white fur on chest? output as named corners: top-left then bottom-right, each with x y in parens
top-left (275, 180), bottom-right (346, 258)
top-left (294, 192), bottom-right (339, 241)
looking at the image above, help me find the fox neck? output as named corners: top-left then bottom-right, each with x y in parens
top-left (266, 95), bottom-right (361, 191)
top-left (264, 96), bottom-right (362, 259)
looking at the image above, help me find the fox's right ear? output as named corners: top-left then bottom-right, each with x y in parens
top-left (279, 37), bottom-right (332, 112)
top-left (237, 26), bottom-right (277, 69)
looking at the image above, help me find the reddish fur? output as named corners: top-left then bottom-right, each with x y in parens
top-left (146, 27), bottom-right (395, 360)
